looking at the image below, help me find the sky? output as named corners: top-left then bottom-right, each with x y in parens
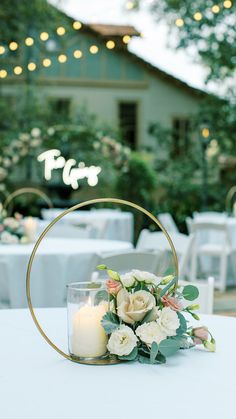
top-left (50, 0), bottom-right (208, 91)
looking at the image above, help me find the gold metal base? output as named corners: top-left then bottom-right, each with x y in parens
top-left (69, 354), bottom-right (123, 365)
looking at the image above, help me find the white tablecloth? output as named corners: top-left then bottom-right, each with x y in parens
top-left (0, 238), bottom-right (132, 308)
top-left (42, 209), bottom-right (134, 242)
top-left (0, 308), bottom-right (235, 419)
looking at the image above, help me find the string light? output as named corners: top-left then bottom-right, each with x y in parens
top-left (0, 70), bottom-right (7, 78)
top-left (25, 37), bottom-right (34, 46)
top-left (28, 62), bottom-right (37, 71)
top-left (201, 128), bottom-right (210, 138)
top-left (193, 12), bottom-right (203, 21)
top-left (40, 32), bottom-right (49, 41)
top-left (223, 0), bottom-right (232, 8)
top-left (42, 58), bottom-right (52, 67)
top-left (126, 1), bottom-right (134, 10)
top-left (175, 18), bottom-right (184, 27)
top-left (56, 26), bottom-right (66, 36)
top-left (73, 21), bottom-right (82, 30)
top-left (9, 41), bottom-right (18, 51)
top-left (0, 46), bottom-right (5, 55)
top-left (58, 54), bottom-right (67, 63)
top-left (106, 40), bottom-right (115, 49)
top-left (14, 66), bottom-right (23, 75)
top-left (73, 49), bottom-right (83, 59)
top-left (123, 35), bottom-right (131, 44)
top-left (89, 45), bottom-right (99, 54)
top-left (212, 4), bottom-right (220, 13)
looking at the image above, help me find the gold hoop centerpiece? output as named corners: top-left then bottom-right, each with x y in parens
top-left (26, 198), bottom-right (179, 365)
top-left (3, 187), bottom-right (53, 214)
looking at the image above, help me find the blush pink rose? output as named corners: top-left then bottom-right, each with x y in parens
top-left (161, 295), bottom-right (183, 312)
top-left (106, 279), bottom-right (122, 295)
top-left (192, 326), bottom-right (209, 344)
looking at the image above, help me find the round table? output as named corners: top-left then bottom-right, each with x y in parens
top-left (0, 308), bottom-right (235, 419)
top-left (42, 209), bottom-right (134, 242)
top-left (0, 238), bottom-right (132, 308)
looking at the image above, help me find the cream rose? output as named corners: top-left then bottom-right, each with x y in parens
top-left (132, 269), bottom-right (159, 285)
top-left (136, 322), bottom-right (167, 346)
top-left (157, 307), bottom-right (180, 337)
top-left (117, 289), bottom-right (156, 324)
top-left (107, 325), bottom-right (138, 356)
top-left (120, 272), bottom-right (136, 287)
top-left (1, 231), bottom-right (19, 244)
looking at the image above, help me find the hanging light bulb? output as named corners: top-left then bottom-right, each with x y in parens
top-left (73, 21), bottom-right (82, 30)
top-left (0, 69), bottom-right (8, 78)
top-left (58, 54), bottom-right (67, 63)
top-left (106, 40), bottom-right (115, 49)
top-left (56, 26), bottom-right (66, 36)
top-left (14, 66), bottom-right (23, 75)
top-left (89, 45), bottom-right (99, 54)
top-left (73, 50), bottom-right (83, 59)
top-left (40, 32), bottom-right (49, 41)
top-left (193, 12), bottom-right (203, 21)
top-left (0, 46), bottom-right (5, 55)
top-left (9, 41), bottom-right (18, 51)
top-left (25, 37), bottom-right (34, 46)
top-left (123, 35), bottom-right (131, 44)
top-left (175, 18), bottom-right (184, 27)
top-left (42, 58), bottom-right (52, 67)
top-left (28, 62), bottom-right (37, 71)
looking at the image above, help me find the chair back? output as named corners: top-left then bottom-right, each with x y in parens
top-left (97, 251), bottom-right (161, 277)
top-left (137, 230), bottom-right (189, 255)
top-left (179, 277), bottom-right (214, 314)
top-left (192, 221), bottom-right (229, 247)
top-left (158, 213), bottom-right (179, 233)
top-left (179, 234), bottom-right (194, 279)
top-left (186, 217), bottom-right (193, 234)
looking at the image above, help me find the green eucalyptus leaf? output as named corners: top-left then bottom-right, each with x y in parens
top-left (138, 355), bottom-right (151, 364)
top-left (159, 276), bottom-right (177, 297)
top-left (141, 308), bottom-right (157, 324)
top-left (156, 353), bottom-right (166, 364)
top-left (176, 312), bottom-right (187, 335)
top-left (101, 312), bottom-right (120, 335)
top-left (159, 338), bottom-right (180, 357)
top-left (118, 347), bottom-right (138, 361)
top-left (150, 342), bottom-right (159, 364)
top-left (94, 290), bottom-right (109, 305)
top-left (182, 285), bottom-right (199, 301)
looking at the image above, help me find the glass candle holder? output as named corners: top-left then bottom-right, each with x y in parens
top-left (67, 282), bottom-right (109, 361)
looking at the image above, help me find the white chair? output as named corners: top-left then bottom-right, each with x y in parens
top-left (40, 223), bottom-right (93, 239)
top-left (179, 234), bottom-right (195, 280)
top-left (193, 211), bottom-right (227, 221)
top-left (158, 213), bottom-right (179, 233)
top-left (0, 261), bottom-right (10, 308)
top-left (179, 277), bottom-right (215, 314)
top-left (96, 251), bottom-right (161, 276)
top-left (190, 222), bottom-right (231, 291)
top-left (137, 230), bottom-right (190, 257)
top-left (186, 217), bottom-right (193, 234)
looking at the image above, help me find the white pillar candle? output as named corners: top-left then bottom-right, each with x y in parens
top-left (71, 303), bottom-right (108, 358)
top-left (24, 217), bottom-right (37, 242)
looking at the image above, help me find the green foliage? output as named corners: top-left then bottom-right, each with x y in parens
top-left (159, 338), bottom-right (180, 357)
top-left (101, 312), bottom-right (120, 335)
top-left (182, 285), bottom-right (199, 301)
top-left (176, 312), bottom-right (188, 335)
top-left (136, 0), bottom-right (236, 83)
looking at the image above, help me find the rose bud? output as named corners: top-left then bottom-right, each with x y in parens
top-left (192, 326), bottom-right (209, 344)
top-left (106, 278), bottom-right (122, 295)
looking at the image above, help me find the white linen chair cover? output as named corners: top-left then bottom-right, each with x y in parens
top-left (179, 277), bottom-right (215, 314)
top-left (96, 251), bottom-right (161, 277)
top-left (157, 213), bottom-right (179, 233)
top-left (190, 222), bottom-right (230, 291)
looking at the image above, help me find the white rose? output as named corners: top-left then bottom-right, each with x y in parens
top-left (120, 272), bottom-right (136, 287)
top-left (136, 322), bottom-right (167, 346)
top-left (117, 289), bottom-right (156, 324)
top-left (47, 127), bottom-right (55, 136)
top-left (132, 269), bottom-right (159, 284)
top-left (107, 325), bottom-right (138, 356)
top-left (1, 231), bottom-right (19, 244)
top-left (3, 217), bottom-right (19, 230)
top-left (157, 307), bottom-right (180, 337)
top-left (31, 127), bottom-right (41, 137)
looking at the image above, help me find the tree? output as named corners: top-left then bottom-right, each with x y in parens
top-left (135, 0), bottom-right (236, 84)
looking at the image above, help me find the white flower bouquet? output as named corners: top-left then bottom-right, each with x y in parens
top-left (0, 211), bottom-right (32, 244)
top-left (97, 265), bottom-right (216, 364)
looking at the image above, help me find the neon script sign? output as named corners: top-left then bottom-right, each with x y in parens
top-left (37, 149), bottom-right (102, 190)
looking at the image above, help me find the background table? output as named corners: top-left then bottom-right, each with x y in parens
top-left (0, 308), bottom-right (235, 419)
top-left (42, 209), bottom-right (134, 242)
top-left (0, 238), bottom-right (132, 308)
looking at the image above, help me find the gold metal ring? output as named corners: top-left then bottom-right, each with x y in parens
top-left (26, 198), bottom-right (179, 364)
top-left (225, 186), bottom-right (236, 214)
top-left (3, 187), bottom-right (53, 213)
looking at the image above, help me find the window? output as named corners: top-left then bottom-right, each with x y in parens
top-left (118, 102), bottom-right (138, 149)
top-left (172, 117), bottom-right (191, 156)
top-left (49, 98), bottom-right (71, 120)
